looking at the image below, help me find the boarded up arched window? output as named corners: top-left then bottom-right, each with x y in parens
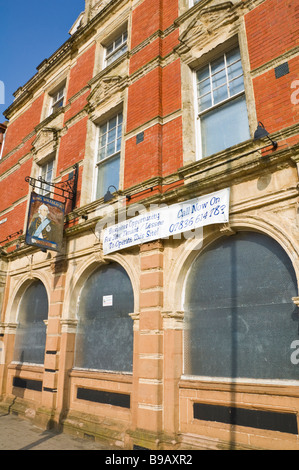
top-left (184, 231), bottom-right (299, 380)
top-left (74, 262), bottom-right (134, 372)
top-left (14, 280), bottom-right (48, 365)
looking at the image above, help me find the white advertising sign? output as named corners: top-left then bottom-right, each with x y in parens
top-left (103, 295), bottom-right (113, 307)
top-left (103, 188), bottom-right (230, 255)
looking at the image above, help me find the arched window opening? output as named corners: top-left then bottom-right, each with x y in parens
top-left (184, 231), bottom-right (299, 381)
top-left (14, 280), bottom-right (48, 365)
top-left (74, 262), bottom-right (134, 372)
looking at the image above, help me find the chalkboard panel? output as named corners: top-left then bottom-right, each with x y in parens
top-left (194, 403), bottom-right (298, 435)
top-left (77, 387), bottom-right (130, 408)
top-left (184, 231), bottom-right (299, 380)
top-left (13, 377), bottom-right (43, 392)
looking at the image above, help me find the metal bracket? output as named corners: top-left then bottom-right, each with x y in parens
top-left (25, 163), bottom-right (79, 211)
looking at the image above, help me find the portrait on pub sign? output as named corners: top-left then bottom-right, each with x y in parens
top-left (25, 192), bottom-right (64, 252)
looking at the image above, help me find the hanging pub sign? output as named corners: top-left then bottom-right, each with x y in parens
top-left (102, 188), bottom-right (230, 255)
top-left (25, 192), bottom-right (65, 252)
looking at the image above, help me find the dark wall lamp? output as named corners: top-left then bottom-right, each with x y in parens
top-left (254, 122), bottom-right (278, 150)
top-left (103, 185), bottom-right (131, 203)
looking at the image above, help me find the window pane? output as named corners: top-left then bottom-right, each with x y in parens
top-left (212, 68), bottom-right (226, 89)
top-left (227, 59), bottom-right (243, 80)
top-left (200, 95), bottom-right (250, 157)
top-left (197, 77), bottom-right (210, 97)
top-left (116, 137), bottom-right (122, 152)
top-left (108, 116), bottom-right (117, 130)
top-left (211, 56), bottom-right (225, 75)
top-left (96, 153), bottom-right (120, 199)
top-left (213, 84), bottom-right (228, 105)
top-left (197, 66), bottom-right (209, 83)
top-left (107, 140), bottom-right (116, 156)
top-left (229, 76), bottom-right (245, 96)
top-left (100, 122), bottom-right (107, 135)
top-left (115, 36), bottom-right (122, 48)
top-left (198, 92), bottom-right (212, 112)
top-left (108, 127), bottom-right (116, 144)
top-left (226, 47), bottom-right (241, 65)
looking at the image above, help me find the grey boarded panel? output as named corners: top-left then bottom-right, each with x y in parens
top-left (75, 263), bottom-right (134, 372)
top-left (184, 231), bottom-right (299, 380)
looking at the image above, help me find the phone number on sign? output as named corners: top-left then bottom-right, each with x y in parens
top-left (169, 204), bottom-right (226, 233)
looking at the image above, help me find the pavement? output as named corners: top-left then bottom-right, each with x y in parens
top-left (0, 412), bottom-right (112, 450)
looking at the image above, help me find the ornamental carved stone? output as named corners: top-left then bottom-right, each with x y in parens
top-left (88, 76), bottom-right (128, 110)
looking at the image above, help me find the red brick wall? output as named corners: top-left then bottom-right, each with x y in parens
top-left (131, 0), bottom-right (178, 49)
top-left (246, 0), bottom-right (299, 136)
top-left (0, 159), bottom-right (32, 214)
top-left (2, 94), bottom-right (44, 156)
top-left (162, 59), bottom-right (181, 117)
top-left (66, 44), bottom-right (96, 101)
top-left (127, 67), bottom-right (162, 133)
top-left (57, 116), bottom-right (88, 176)
top-left (130, 31), bottom-right (180, 75)
top-left (64, 90), bottom-right (90, 124)
top-left (252, 55), bottom-right (299, 133)
top-left (131, 0), bottom-right (162, 49)
top-left (245, 0), bottom-right (298, 70)
top-left (161, 117), bottom-right (183, 176)
top-left (126, 0), bottom-right (181, 189)
top-left (0, 201), bottom-right (28, 243)
top-left (0, 137), bottom-right (34, 175)
top-left (124, 124), bottom-right (162, 188)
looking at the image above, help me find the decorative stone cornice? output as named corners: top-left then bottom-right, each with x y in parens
top-left (87, 75), bottom-right (128, 110)
top-left (0, 322), bottom-right (18, 335)
top-left (31, 127), bottom-right (60, 162)
top-left (60, 318), bottom-right (78, 334)
top-left (162, 311), bottom-right (184, 330)
top-left (176, 1), bottom-right (239, 61)
top-left (129, 312), bottom-right (140, 331)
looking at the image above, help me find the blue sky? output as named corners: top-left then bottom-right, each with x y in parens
top-left (0, 0), bottom-right (85, 120)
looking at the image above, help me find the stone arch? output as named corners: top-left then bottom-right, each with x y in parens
top-left (164, 215), bottom-right (299, 315)
top-left (5, 272), bottom-right (51, 325)
top-left (63, 251), bottom-right (139, 323)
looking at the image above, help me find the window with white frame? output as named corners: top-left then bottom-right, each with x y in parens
top-left (49, 86), bottom-right (65, 115)
top-left (39, 158), bottom-right (54, 196)
top-left (105, 31), bottom-right (128, 67)
top-left (95, 112), bottom-right (123, 200)
top-left (196, 47), bottom-right (250, 158)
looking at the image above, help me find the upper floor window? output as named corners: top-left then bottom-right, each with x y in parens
top-left (39, 158), bottom-right (54, 196)
top-left (95, 112), bottom-right (123, 199)
top-left (49, 85), bottom-right (65, 115)
top-left (105, 31), bottom-right (128, 67)
top-left (196, 47), bottom-right (250, 158)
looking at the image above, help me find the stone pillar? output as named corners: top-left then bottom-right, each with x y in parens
top-left (41, 259), bottom-right (67, 419)
top-left (55, 318), bottom-right (78, 423)
top-left (132, 240), bottom-right (164, 448)
top-left (162, 311), bottom-right (184, 445)
top-left (0, 322), bottom-right (18, 399)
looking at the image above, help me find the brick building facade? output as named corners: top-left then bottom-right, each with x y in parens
top-left (0, 0), bottom-right (299, 450)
